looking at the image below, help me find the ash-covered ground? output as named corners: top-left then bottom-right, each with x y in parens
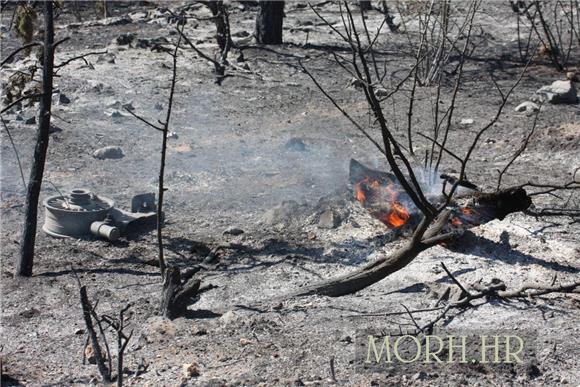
top-left (1, 2), bottom-right (579, 386)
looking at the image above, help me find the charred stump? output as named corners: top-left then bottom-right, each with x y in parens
top-left (255, 1), bottom-right (284, 44)
top-left (160, 266), bottom-right (201, 319)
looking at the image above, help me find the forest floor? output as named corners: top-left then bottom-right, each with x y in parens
top-left (1, 1), bottom-right (579, 386)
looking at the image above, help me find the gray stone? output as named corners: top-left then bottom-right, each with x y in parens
top-left (375, 88), bottom-right (389, 97)
top-left (116, 33), bottom-right (136, 46)
top-left (514, 101), bottom-right (539, 113)
top-left (59, 93), bottom-right (71, 105)
top-left (284, 137), bottom-right (306, 151)
top-left (49, 125), bottom-right (62, 134)
top-left (219, 310), bottom-right (240, 326)
top-left (25, 116), bottom-right (36, 125)
top-left (347, 77), bottom-right (364, 88)
top-left (318, 210), bottom-right (341, 229)
top-left (122, 101), bottom-right (135, 111)
top-left (536, 80), bottom-right (577, 104)
top-left (105, 109), bottom-right (125, 118)
top-left (223, 227), bottom-right (244, 236)
top-left (460, 118), bottom-right (474, 125)
top-left (93, 146), bottom-right (124, 160)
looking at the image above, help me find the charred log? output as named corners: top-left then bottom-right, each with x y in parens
top-left (287, 184), bottom-right (532, 298)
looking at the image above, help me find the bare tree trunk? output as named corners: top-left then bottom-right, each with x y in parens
top-left (16, 0), bottom-right (54, 277)
top-left (205, 1), bottom-right (232, 51)
top-left (359, 0), bottom-right (372, 11)
top-left (255, 1), bottom-right (284, 44)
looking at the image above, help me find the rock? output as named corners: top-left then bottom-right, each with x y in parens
top-left (223, 227), bottom-right (244, 236)
top-left (58, 93), bottom-right (71, 105)
top-left (460, 118), bottom-right (474, 125)
top-left (166, 131), bottom-right (178, 139)
top-left (514, 101), bottom-right (539, 113)
top-left (566, 71), bottom-right (579, 82)
top-left (232, 30), bottom-right (250, 38)
top-left (97, 52), bottom-right (116, 64)
top-left (411, 371), bottom-right (427, 381)
top-left (536, 80), bottom-right (577, 104)
top-left (49, 124), bottom-right (63, 134)
top-left (284, 137), bottom-right (306, 151)
top-left (318, 210), bottom-right (341, 229)
top-left (573, 168), bottom-right (580, 183)
top-left (15, 115), bottom-right (23, 121)
top-left (239, 338), bottom-right (253, 346)
top-left (122, 101), bottom-right (135, 111)
top-left (105, 109), bottom-right (125, 118)
top-left (347, 77), bottom-right (364, 88)
top-left (375, 88), bottom-right (389, 97)
top-left (93, 146), bottom-right (124, 160)
top-left (219, 310), bottom-right (239, 326)
top-left (25, 116), bottom-right (36, 125)
top-left (182, 362), bottom-right (200, 378)
top-left (85, 343), bottom-right (108, 365)
top-left (116, 33), bottom-right (136, 46)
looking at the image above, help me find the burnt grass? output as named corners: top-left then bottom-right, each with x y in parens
top-left (1, 2), bottom-right (579, 386)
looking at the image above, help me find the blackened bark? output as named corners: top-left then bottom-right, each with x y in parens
top-left (359, 0), bottom-right (372, 11)
top-left (205, 1), bottom-right (232, 51)
top-left (255, 1), bottom-right (284, 44)
top-left (16, 1), bottom-right (54, 277)
top-left (161, 266), bottom-right (201, 319)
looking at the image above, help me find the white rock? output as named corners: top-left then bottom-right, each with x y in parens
top-left (515, 101), bottom-right (539, 113)
top-left (536, 80), bottom-right (578, 104)
top-left (460, 118), bottom-right (474, 125)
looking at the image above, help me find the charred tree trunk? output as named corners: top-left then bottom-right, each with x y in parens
top-left (359, 0), bottom-right (372, 11)
top-left (205, 1), bottom-right (232, 52)
top-left (255, 1), bottom-right (284, 44)
top-left (161, 266), bottom-right (201, 319)
top-left (16, 1), bottom-right (54, 277)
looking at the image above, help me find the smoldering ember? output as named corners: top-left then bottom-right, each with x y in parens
top-left (0, 1), bottom-right (579, 386)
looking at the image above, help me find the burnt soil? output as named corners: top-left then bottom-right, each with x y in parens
top-left (1, 2), bottom-right (579, 386)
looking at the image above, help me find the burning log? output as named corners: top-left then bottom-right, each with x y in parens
top-left (349, 159), bottom-right (531, 231)
top-left (285, 160), bottom-right (533, 298)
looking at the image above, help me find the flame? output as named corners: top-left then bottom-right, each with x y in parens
top-left (382, 201), bottom-right (410, 228)
top-left (451, 217), bottom-right (462, 226)
top-left (354, 178), bottom-right (369, 205)
top-left (354, 176), bottom-right (411, 228)
top-left (461, 207), bottom-right (472, 215)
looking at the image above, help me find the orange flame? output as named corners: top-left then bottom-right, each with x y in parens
top-left (451, 217), bottom-right (462, 226)
top-left (382, 202), bottom-right (410, 228)
top-left (354, 178), bottom-right (369, 205)
top-left (354, 176), bottom-right (411, 228)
